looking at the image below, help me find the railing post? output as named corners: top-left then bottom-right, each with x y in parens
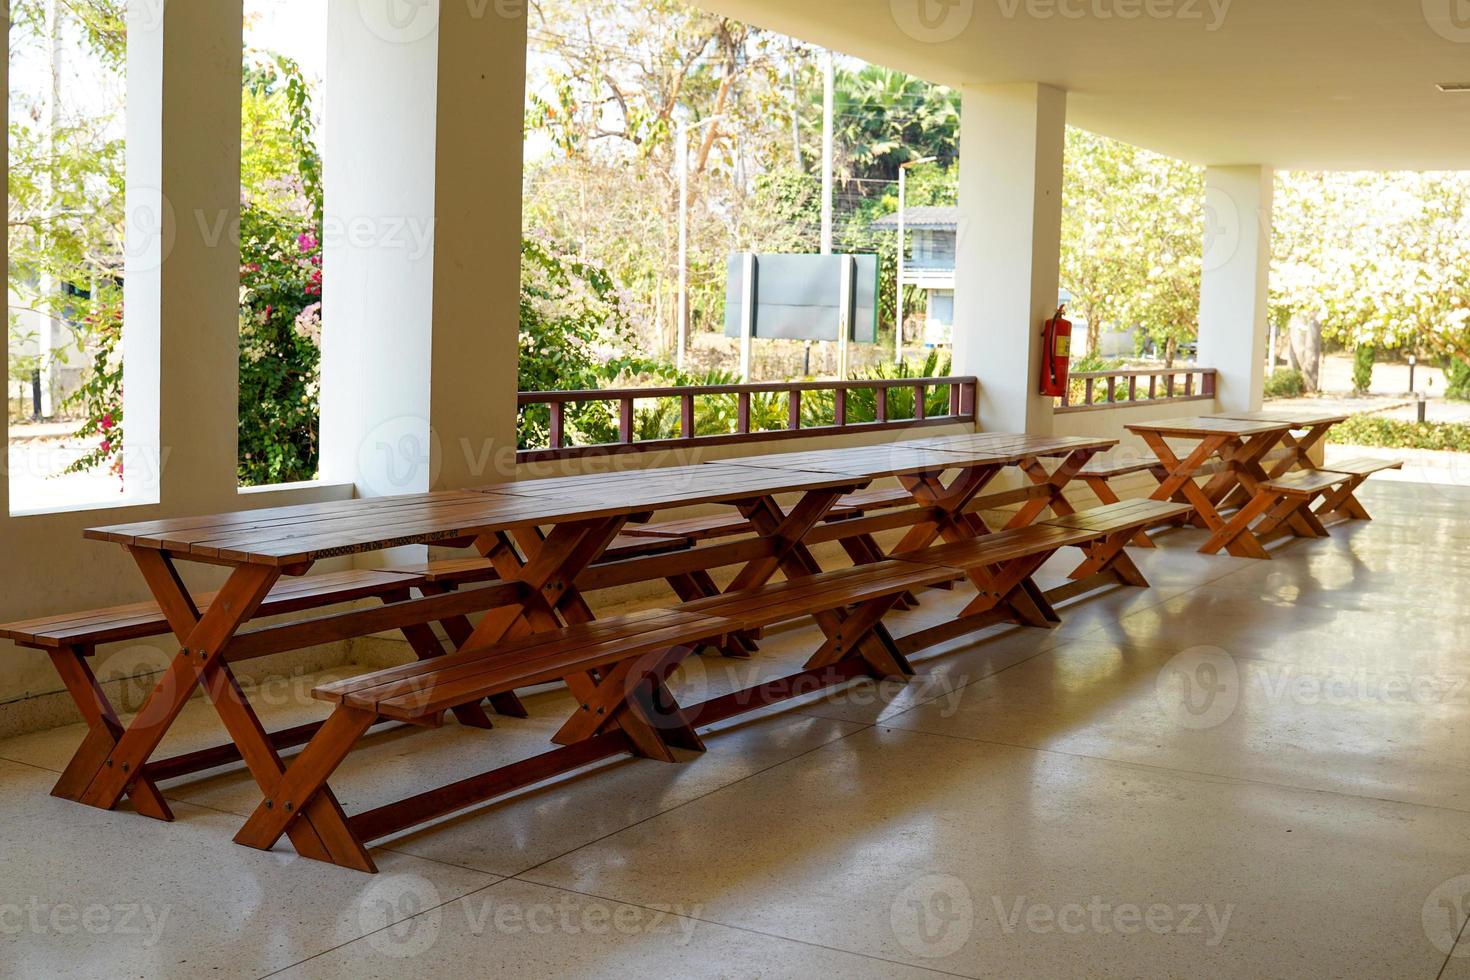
top-left (913, 384), bottom-right (926, 421)
top-left (875, 386), bottom-right (889, 423)
top-left (619, 397), bottom-right (634, 444)
top-left (788, 389), bottom-right (801, 431)
top-left (1165, 375), bottom-right (1176, 397)
top-left (834, 387), bottom-right (847, 427)
top-left (1084, 378), bottom-right (1095, 405)
top-left (1127, 376), bottom-right (1137, 403)
top-left (680, 393), bottom-right (695, 439)
top-left (1203, 370), bottom-right (1217, 397)
top-left (737, 392), bottom-right (751, 434)
top-left (1149, 375), bottom-right (1158, 399)
top-left (1106, 376), bottom-right (1116, 404)
top-left (948, 383), bottom-right (960, 418)
top-left (961, 381), bottom-right (976, 420)
top-left (1184, 373), bottom-right (1195, 397)
top-left (549, 401), bottom-right (564, 450)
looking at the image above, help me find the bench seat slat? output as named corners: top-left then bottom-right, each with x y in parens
top-left (1260, 470), bottom-right (1347, 496)
top-left (895, 524), bottom-right (1100, 569)
top-left (1042, 500), bottom-right (1193, 534)
top-left (677, 561), bottom-right (961, 630)
top-left (1322, 458), bottom-right (1405, 477)
top-left (319, 609), bottom-right (735, 720)
top-left (1, 568), bottom-right (426, 649)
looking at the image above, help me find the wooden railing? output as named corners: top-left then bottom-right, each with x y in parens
top-left (517, 376), bottom-right (978, 462)
top-left (1054, 368), bottom-right (1217, 414)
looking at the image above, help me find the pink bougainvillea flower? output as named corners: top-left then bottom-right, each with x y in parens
top-left (100, 440), bottom-right (112, 454)
top-left (297, 232), bottom-right (318, 253)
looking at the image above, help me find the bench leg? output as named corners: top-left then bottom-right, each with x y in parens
top-left (416, 583), bottom-right (529, 719)
top-left (666, 572), bottom-right (754, 658)
top-left (803, 593), bottom-right (912, 680)
top-left (46, 647), bottom-right (173, 820)
top-left (1199, 491), bottom-right (1280, 557)
top-left (1068, 530), bottom-right (1152, 587)
top-left (233, 705), bottom-right (378, 872)
top-left (958, 551), bottom-right (1058, 627)
top-left (1315, 475), bottom-right (1373, 522)
top-left (1083, 477), bottom-right (1156, 548)
top-left (552, 647), bottom-right (702, 760)
top-left (840, 534), bottom-right (918, 609)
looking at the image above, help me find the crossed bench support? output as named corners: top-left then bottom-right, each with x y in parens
top-left (1202, 459), bottom-right (1404, 555)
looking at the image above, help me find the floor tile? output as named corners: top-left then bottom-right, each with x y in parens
top-left (524, 727), bottom-right (1470, 978)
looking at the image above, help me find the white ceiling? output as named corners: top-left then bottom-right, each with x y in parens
top-left (703, 0), bottom-right (1470, 170)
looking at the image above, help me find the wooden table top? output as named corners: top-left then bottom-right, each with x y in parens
top-left (903, 432), bottom-right (1118, 464)
top-left (86, 464), bottom-right (869, 566)
top-left (1207, 408), bottom-right (1350, 428)
top-left (713, 444), bottom-right (1015, 480)
top-left (1125, 416), bottom-right (1293, 439)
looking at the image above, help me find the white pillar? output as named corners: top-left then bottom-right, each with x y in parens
top-left (321, 2), bottom-right (526, 496)
top-left (1199, 165), bottom-right (1273, 413)
top-left (953, 83), bottom-right (1066, 435)
top-left (124, 0), bottom-right (243, 509)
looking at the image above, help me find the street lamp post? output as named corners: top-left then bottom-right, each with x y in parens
top-left (895, 155), bottom-right (938, 364)
top-left (676, 115), bottom-right (723, 373)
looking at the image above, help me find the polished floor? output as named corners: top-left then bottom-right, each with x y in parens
top-left (3, 478), bottom-right (1470, 978)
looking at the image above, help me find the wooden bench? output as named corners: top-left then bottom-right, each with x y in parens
top-left (1317, 457), bottom-right (1404, 522)
top-left (1077, 456), bottom-right (1168, 546)
top-left (234, 555), bottom-right (964, 872)
top-left (1200, 468), bottom-right (1348, 556)
top-left (0, 567), bottom-right (529, 815)
top-left (1042, 499), bottom-right (1194, 584)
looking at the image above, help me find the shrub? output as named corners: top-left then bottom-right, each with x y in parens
top-left (1445, 358), bottom-right (1470, 401)
top-left (1352, 346), bottom-right (1375, 394)
top-left (1263, 368), bottom-right (1305, 399)
top-left (1328, 414), bottom-right (1470, 452)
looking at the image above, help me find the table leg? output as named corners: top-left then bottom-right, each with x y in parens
top-left (1007, 448), bottom-right (1101, 529)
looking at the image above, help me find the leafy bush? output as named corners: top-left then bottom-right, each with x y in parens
top-left (1328, 415), bottom-right (1470, 452)
top-left (1263, 368), bottom-right (1305, 399)
top-left (1352, 346), bottom-right (1375, 394)
top-left (1445, 358), bottom-right (1470, 401)
top-left (1063, 351), bottom-right (1122, 406)
top-left (801, 351), bottom-right (954, 425)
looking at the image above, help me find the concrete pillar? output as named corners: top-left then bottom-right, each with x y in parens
top-left (320, 1), bottom-right (526, 496)
top-left (1199, 165), bottom-right (1273, 413)
top-left (952, 83), bottom-right (1067, 435)
top-left (124, 0), bottom-right (244, 510)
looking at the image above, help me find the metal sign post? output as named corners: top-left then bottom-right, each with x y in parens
top-left (739, 252), bottom-right (757, 382)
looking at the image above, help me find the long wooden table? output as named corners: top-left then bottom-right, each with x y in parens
top-left (67, 434), bottom-right (1150, 867)
top-left (72, 464), bottom-right (874, 833)
top-left (1126, 415), bottom-right (1295, 558)
top-left (715, 434), bottom-right (1117, 645)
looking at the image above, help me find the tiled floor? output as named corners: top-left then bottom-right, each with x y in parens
top-left (4, 478), bottom-right (1470, 978)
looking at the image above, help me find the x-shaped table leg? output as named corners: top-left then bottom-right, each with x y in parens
top-left (77, 549), bottom-right (375, 870)
top-left (1141, 432), bottom-right (1271, 559)
top-left (1007, 448), bottom-right (1101, 529)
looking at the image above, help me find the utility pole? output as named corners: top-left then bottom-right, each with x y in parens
top-left (895, 157), bottom-right (937, 364)
top-left (820, 51), bottom-right (834, 256)
top-left (676, 115), bottom-right (722, 372)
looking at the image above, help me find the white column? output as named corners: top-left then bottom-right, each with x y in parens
top-left (124, 0), bottom-right (243, 510)
top-left (1199, 165), bottom-right (1273, 413)
top-left (320, 2), bottom-right (527, 496)
top-left (428, 1), bottom-right (527, 490)
top-left (952, 83), bottom-right (1066, 435)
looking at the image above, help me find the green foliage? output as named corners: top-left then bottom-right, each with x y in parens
top-left (1327, 415), bottom-right (1470, 453)
top-left (518, 240), bottom-right (638, 449)
top-left (1352, 345), bottom-right (1376, 394)
top-left (801, 351), bottom-right (953, 425)
top-left (1443, 358), bottom-right (1470, 401)
top-left (236, 53), bottom-right (324, 487)
top-left (1063, 351), bottom-right (1123, 406)
top-left (1263, 368), bottom-right (1306, 399)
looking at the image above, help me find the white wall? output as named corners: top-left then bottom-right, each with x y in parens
top-left (1199, 165), bottom-right (1273, 413)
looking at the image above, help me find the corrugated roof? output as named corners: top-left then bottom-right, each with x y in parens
top-left (868, 206), bottom-right (961, 231)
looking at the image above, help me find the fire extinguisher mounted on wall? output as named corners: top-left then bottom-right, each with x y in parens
top-left (1039, 305), bottom-right (1073, 397)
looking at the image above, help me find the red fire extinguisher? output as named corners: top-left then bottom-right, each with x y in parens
top-left (1039, 305), bottom-right (1073, 397)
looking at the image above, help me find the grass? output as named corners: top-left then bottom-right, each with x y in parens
top-left (1328, 414), bottom-right (1470, 453)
